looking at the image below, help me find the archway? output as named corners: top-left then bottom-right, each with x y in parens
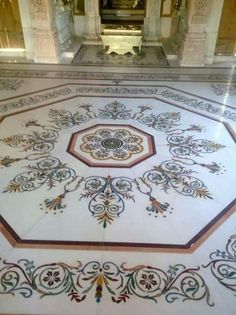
top-left (83, 0), bottom-right (161, 43)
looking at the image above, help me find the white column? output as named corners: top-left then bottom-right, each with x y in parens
top-left (84, 0), bottom-right (101, 42)
top-left (55, 0), bottom-right (73, 52)
top-left (205, 0), bottom-right (224, 64)
top-left (31, 0), bottom-right (60, 63)
top-left (143, 0), bottom-right (161, 43)
top-left (180, 0), bottom-right (207, 66)
top-left (18, 0), bottom-right (34, 60)
top-left (170, 0), bottom-right (188, 52)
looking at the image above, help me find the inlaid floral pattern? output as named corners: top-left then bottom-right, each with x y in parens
top-left (0, 78), bottom-right (23, 91)
top-left (0, 258), bottom-right (213, 306)
top-left (203, 234), bottom-right (236, 293)
top-left (1, 235), bottom-right (235, 307)
top-left (211, 83), bottom-right (236, 96)
top-left (0, 100), bottom-right (227, 228)
top-left (80, 128), bottom-right (143, 160)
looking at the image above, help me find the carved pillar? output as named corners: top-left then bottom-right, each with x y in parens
top-left (180, 0), bottom-right (207, 66)
top-left (205, 0), bottom-right (224, 64)
top-left (55, 0), bottom-right (73, 51)
top-left (143, 0), bottom-right (161, 42)
top-left (31, 0), bottom-right (60, 63)
top-left (170, 0), bottom-right (187, 53)
top-left (84, 0), bottom-right (101, 42)
top-left (18, 0), bottom-right (34, 60)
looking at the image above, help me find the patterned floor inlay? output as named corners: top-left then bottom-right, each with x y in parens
top-left (0, 95), bottom-right (235, 250)
top-left (72, 45), bottom-right (169, 67)
top-left (1, 234), bottom-right (236, 306)
top-left (0, 64), bottom-right (235, 315)
top-left (67, 123), bottom-right (156, 168)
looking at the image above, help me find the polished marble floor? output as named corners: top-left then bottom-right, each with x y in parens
top-left (72, 45), bottom-right (169, 67)
top-left (0, 63), bottom-right (236, 315)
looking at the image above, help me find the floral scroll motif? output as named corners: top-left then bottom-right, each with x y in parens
top-left (48, 108), bottom-right (91, 128)
top-left (166, 134), bottom-right (225, 157)
top-left (0, 79), bottom-right (23, 91)
top-left (138, 112), bottom-right (180, 132)
top-left (81, 176), bottom-right (134, 227)
top-left (99, 101), bottom-right (132, 120)
top-left (0, 129), bottom-right (59, 153)
top-left (211, 84), bottom-right (236, 96)
top-left (3, 157), bottom-right (76, 193)
top-left (80, 128), bottom-right (143, 160)
top-left (142, 160), bottom-right (212, 199)
top-left (203, 235), bottom-right (236, 293)
top-left (0, 259), bottom-right (213, 306)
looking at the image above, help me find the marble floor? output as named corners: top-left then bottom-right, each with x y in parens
top-left (72, 45), bottom-right (169, 67)
top-left (0, 63), bottom-right (236, 315)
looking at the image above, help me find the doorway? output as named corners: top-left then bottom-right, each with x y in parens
top-left (0, 0), bottom-right (24, 49)
top-left (215, 0), bottom-right (236, 56)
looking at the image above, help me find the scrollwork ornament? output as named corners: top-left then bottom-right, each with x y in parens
top-left (203, 235), bottom-right (236, 293)
top-left (0, 258), bottom-right (213, 306)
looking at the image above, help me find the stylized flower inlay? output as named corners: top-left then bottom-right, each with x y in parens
top-left (80, 128), bottom-right (144, 160)
top-left (139, 273), bottom-right (158, 290)
top-left (43, 270), bottom-right (61, 287)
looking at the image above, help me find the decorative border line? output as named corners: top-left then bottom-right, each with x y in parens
top-left (0, 184), bottom-right (235, 253)
top-left (1, 68), bottom-right (236, 82)
top-left (0, 84), bottom-right (235, 121)
top-left (1, 93), bottom-right (235, 141)
top-left (0, 234), bottom-right (235, 307)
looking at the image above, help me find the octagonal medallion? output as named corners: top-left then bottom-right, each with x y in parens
top-left (0, 90), bottom-right (235, 252)
top-left (67, 124), bottom-right (156, 168)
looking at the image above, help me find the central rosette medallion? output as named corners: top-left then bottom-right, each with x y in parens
top-left (67, 124), bottom-right (156, 168)
top-left (101, 138), bottom-right (123, 149)
top-left (81, 128), bottom-right (143, 160)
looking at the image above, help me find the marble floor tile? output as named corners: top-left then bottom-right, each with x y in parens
top-left (0, 63), bottom-right (235, 315)
top-left (72, 45), bottom-right (169, 67)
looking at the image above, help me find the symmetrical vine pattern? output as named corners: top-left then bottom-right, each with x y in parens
top-left (3, 157), bottom-right (76, 193)
top-left (1, 235), bottom-right (235, 306)
top-left (81, 176), bottom-right (134, 227)
top-left (0, 259), bottom-right (213, 306)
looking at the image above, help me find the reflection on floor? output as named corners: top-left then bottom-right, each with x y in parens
top-left (72, 45), bottom-right (169, 67)
top-left (0, 63), bottom-right (235, 315)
